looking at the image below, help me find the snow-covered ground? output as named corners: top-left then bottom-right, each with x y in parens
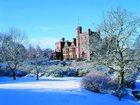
top-left (0, 77), bottom-right (139, 105)
top-left (136, 80), bottom-right (140, 89)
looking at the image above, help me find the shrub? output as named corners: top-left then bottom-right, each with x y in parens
top-left (65, 68), bottom-right (78, 77)
top-left (81, 71), bottom-right (120, 94)
top-left (16, 70), bottom-right (27, 77)
top-left (78, 69), bottom-right (90, 77)
top-left (81, 71), bottom-right (110, 93)
top-left (125, 80), bottom-right (135, 89)
top-left (81, 70), bottom-right (128, 100)
top-left (107, 79), bottom-right (119, 92)
top-left (50, 69), bottom-right (65, 77)
top-left (124, 67), bottom-right (137, 89)
top-left (25, 74), bottom-right (36, 77)
top-left (113, 88), bottom-right (127, 100)
top-left (46, 67), bottom-right (78, 77)
top-left (71, 61), bottom-right (96, 77)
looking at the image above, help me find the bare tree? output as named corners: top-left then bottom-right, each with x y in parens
top-left (34, 45), bottom-right (44, 80)
top-left (27, 45), bottom-right (37, 60)
top-left (91, 7), bottom-right (140, 88)
top-left (134, 35), bottom-right (140, 49)
top-left (0, 28), bottom-right (27, 80)
top-left (43, 48), bottom-right (54, 60)
top-left (27, 45), bottom-right (45, 80)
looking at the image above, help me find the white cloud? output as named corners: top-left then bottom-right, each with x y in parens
top-left (29, 37), bottom-right (58, 50)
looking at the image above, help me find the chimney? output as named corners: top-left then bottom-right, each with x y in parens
top-left (73, 38), bottom-right (76, 45)
top-left (61, 37), bottom-right (65, 42)
top-left (88, 28), bottom-right (91, 35)
top-left (76, 26), bottom-right (82, 35)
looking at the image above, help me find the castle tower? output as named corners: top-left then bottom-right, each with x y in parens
top-left (87, 28), bottom-right (91, 61)
top-left (76, 26), bottom-right (82, 35)
top-left (76, 26), bottom-right (82, 59)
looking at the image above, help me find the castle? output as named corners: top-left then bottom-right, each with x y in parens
top-left (55, 26), bottom-right (100, 60)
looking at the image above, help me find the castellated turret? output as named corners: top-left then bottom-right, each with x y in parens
top-left (76, 26), bottom-right (82, 35)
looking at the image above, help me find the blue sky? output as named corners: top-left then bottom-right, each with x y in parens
top-left (0, 0), bottom-right (140, 49)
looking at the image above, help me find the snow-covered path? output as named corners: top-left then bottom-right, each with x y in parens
top-left (0, 77), bottom-right (139, 105)
top-left (0, 77), bottom-right (80, 90)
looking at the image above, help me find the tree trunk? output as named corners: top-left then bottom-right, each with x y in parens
top-left (13, 71), bottom-right (16, 80)
top-left (37, 72), bottom-right (39, 80)
top-left (119, 71), bottom-right (125, 88)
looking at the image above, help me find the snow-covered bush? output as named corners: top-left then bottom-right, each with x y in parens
top-left (25, 74), bottom-right (36, 78)
top-left (81, 71), bottom-right (120, 93)
top-left (107, 79), bottom-right (120, 92)
top-left (16, 70), bottom-right (27, 77)
top-left (125, 80), bottom-right (135, 89)
top-left (5, 70), bottom-right (27, 77)
top-left (45, 65), bottom-right (78, 77)
top-left (45, 64), bottom-right (68, 77)
top-left (81, 71), bottom-right (110, 93)
top-left (78, 69), bottom-right (90, 77)
top-left (49, 69), bottom-right (65, 77)
top-left (124, 68), bottom-right (137, 89)
top-left (65, 68), bottom-right (78, 77)
top-left (113, 88), bottom-right (127, 100)
top-left (71, 61), bottom-right (96, 77)
top-left (0, 64), bottom-right (28, 77)
top-left (0, 64), bottom-right (7, 76)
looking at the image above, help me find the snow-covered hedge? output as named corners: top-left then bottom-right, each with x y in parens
top-left (0, 64), bottom-right (28, 77)
top-left (45, 64), bottom-right (78, 77)
top-left (81, 71), bottom-right (119, 93)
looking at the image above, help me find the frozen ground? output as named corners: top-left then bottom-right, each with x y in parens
top-left (0, 77), bottom-right (139, 105)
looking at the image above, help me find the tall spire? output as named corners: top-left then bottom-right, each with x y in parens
top-left (77, 17), bottom-right (80, 26)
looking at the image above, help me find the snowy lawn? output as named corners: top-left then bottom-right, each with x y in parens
top-left (0, 77), bottom-right (139, 105)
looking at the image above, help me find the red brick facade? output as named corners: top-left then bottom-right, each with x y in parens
top-left (55, 26), bottom-right (100, 60)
